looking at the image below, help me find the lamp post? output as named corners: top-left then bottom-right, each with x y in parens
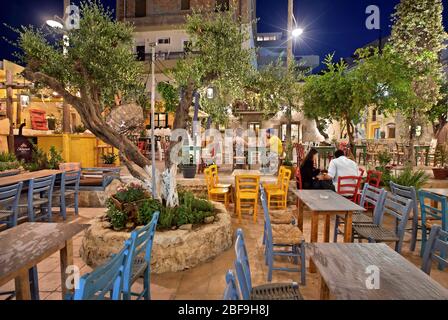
top-left (149, 42), bottom-right (157, 199)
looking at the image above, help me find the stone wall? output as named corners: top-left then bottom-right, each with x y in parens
top-left (80, 202), bottom-right (233, 273)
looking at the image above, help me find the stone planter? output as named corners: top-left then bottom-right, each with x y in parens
top-left (80, 202), bottom-right (233, 273)
top-left (180, 164), bottom-right (197, 179)
top-left (432, 168), bottom-right (448, 180)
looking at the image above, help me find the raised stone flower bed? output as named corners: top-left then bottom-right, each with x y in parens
top-left (80, 202), bottom-right (233, 273)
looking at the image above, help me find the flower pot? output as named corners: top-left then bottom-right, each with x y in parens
top-left (110, 196), bottom-right (148, 222)
top-left (432, 168), bottom-right (448, 180)
top-left (181, 165), bottom-right (197, 179)
top-left (101, 163), bottom-right (116, 168)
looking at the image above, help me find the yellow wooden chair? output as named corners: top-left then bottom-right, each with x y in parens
top-left (235, 175), bottom-right (260, 223)
top-left (265, 170), bottom-right (291, 210)
top-left (262, 166), bottom-right (288, 192)
top-left (208, 164), bottom-right (233, 203)
top-left (204, 168), bottom-right (230, 207)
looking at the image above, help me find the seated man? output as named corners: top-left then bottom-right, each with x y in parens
top-left (327, 149), bottom-right (359, 190)
top-left (265, 128), bottom-right (283, 174)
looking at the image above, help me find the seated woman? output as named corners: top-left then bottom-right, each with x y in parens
top-left (300, 148), bottom-right (335, 191)
top-left (300, 148), bottom-right (321, 189)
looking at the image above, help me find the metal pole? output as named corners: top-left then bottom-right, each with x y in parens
top-left (62, 0), bottom-right (71, 133)
top-left (287, 0), bottom-right (294, 66)
top-left (150, 44), bottom-right (157, 198)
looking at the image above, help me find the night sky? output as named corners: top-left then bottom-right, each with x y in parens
top-left (1, 0), bottom-right (448, 67)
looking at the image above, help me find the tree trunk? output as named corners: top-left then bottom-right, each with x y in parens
top-left (285, 105), bottom-right (292, 158)
top-left (346, 117), bottom-right (355, 152)
top-left (164, 82), bottom-right (195, 168)
top-left (407, 108), bottom-right (417, 166)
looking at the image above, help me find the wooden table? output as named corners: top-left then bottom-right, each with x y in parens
top-left (294, 190), bottom-right (365, 273)
top-left (0, 169), bottom-right (62, 187)
top-left (231, 169), bottom-right (261, 177)
top-left (0, 222), bottom-right (88, 300)
top-left (309, 243), bottom-right (448, 300)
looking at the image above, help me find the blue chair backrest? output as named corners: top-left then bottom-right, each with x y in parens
top-left (29, 175), bottom-right (56, 196)
top-left (62, 170), bottom-right (81, 188)
top-left (359, 183), bottom-right (386, 221)
top-left (418, 191), bottom-right (447, 230)
top-left (421, 225), bottom-right (448, 275)
top-left (390, 182), bottom-right (418, 220)
top-left (380, 192), bottom-right (413, 231)
top-left (123, 211), bottom-right (159, 289)
top-left (234, 228), bottom-right (252, 300)
top-left (74, 241), bottom-right (130, 300)
top-left (260, 184), bottom-right (274, 247)
top-left (0, 182), bottom-right (23, 227)
top-left (223, 270), bottom-right (240, 300)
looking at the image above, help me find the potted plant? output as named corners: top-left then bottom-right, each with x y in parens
top-left (101, 153), bottom-right (118, 167)
top-left (180, 154), bottom-right (197, 179)
top-left (432, 144), bottom-right (448, 180)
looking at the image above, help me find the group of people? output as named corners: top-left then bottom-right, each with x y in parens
top-left (300, 148), bottom-right (359, 191)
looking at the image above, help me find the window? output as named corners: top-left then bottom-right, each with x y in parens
top-left (387, 124), bottom-right (396, 139)
top-left (372, 109), bottom-right (377, 122)
top-left (150, 113), bottom-right (169, 128)
top-left (157, 38), bottom-right (170, 45)
top-left (181, 0), bottom-right (190, 10)
top-left (136, 45), bottom-right (145, 61)
top-left (257, 35), bottom-right (278, 42)
top-left (281, 123), bottom-right (300, 143)
top-left (216, 0), bottom-right (229, 12)
top-left (135, 0), bottom-right (146, 18)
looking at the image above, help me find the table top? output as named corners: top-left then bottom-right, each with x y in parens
top-left (231, 169), bottom-right (262, 177)
top-left (293, 189), bottom-right (365, 212)
top-left (0, 222), bottom-right (88, 285)
top-left (309, 243), bottom-right (448, 300)
top-left (421, 188), bottom-right (448, 198)
top-left (0, 170), bottom-right (62, 187)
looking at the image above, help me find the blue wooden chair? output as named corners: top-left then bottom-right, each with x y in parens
top-left (260, 185), bottom-right (306, 285)
top-left (418, 190), bottom-right (447, 257)
top-left (353, 192), bottom-right (412, 253)
top-left (0, 182), bottom-right (23, 228)
top-left (334, 183), bottom-right (387, 242)
top-left (234, 228), bottom-right (303, 300)
top-left (53, 170), bottom-right (81, 220)
top-left (223, 270), bottom-right (240, 300)
top-left (122, 211), bottom-right (160, 300)
top-left (73, 242), bottom-right (131, 300)
top-left (421, 225), bottom-right (448, 275)
top-left (19, 175), bottom-right (56, 222)
top-left (0, 182), bottom-right (23, 300)
top-left (390, 182), bottom-right (419, 251)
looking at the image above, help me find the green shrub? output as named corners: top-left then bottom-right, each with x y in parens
top-left (48, 146), bottom-right (63, 169)
top-left (138, 198), bottom-right (162, 225)
top-left (389, 166), bottom-right (430, 190)
top-left (107, 206), bottom-right (127, 230)
top-left (115, 183), bottom-right (147, 203)
top-left (159, 206), bottom-right (175, 229)
top-left (0, 152), bottom-right (17, 162)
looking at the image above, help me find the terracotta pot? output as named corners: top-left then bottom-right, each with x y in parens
top-left (110, 196), bottom-right (149, 221)
top-left (101, 163), bottom-right (116, 168)
top-left (432, 168), bottom-right (448, 180)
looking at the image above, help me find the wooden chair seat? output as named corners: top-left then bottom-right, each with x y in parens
top-left (353, 225), bottom-right (399, 242)
top-left (0, 210), bottom-right (13, 220)
top-left (266, 189), bottom-right (286, 197)
top-left (131, 257), bottom-right (148, 283)
top-left (250, 283), bottom-right (303, 300)
top-left (270, 210), bottom-right (295, 224)
top-left (19, 198), bottom-right (49, 208)
top-left (272, 224), bottom-right (304, 245)
top-left (262, 183), bottom-right (280, 191)
top-left (210, 187), bottom-right (229, 195)
top-left (352, 212), bottom-right (374, 225)
top-left (215, 183), bottom-right (231, 189)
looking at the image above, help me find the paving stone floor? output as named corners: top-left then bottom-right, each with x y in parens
top-left (1, 203), bottom-right (447, 300)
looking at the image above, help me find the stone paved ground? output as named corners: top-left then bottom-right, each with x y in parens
top-left (1, 203), bottom-right (447, 300)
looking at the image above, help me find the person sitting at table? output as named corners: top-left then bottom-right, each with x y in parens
top-left (265, 128), bottom-right (283, 174)
top-left (300, 148), bottom-right (335, 190)
top-left (327, 149), bottom-right (359, 189)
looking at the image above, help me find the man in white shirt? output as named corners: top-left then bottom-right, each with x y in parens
top-left (327, 150), bottom-right (359, 189)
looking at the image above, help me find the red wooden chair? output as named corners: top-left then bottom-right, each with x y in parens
top-left (366, 170), bottom-right (382, 188)
top-left (295, 167), bottom-right (302, 190)
top-left (355, 168), bottom-right (366, 204)
top-left (358, 168), bottom-right (365, 177)
top-left (137, 141), bottom-right (146, 155)
top-left (337, 176), bottom-right (363, 203)
top-left (295, 143), bottom-right (305, 165)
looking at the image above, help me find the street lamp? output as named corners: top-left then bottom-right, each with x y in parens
top-left (46, 19), bottom-right (64, 29)
top-left (292, 27), bottom-right (304, 38)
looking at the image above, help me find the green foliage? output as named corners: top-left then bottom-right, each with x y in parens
top-left (47, 146), bottom-right (63, 169)
top-left (137, 198), bottom-right (162, 225)
top-left (434, 144), bottom-right (448, 168)
top-left (169, 5), bottom-right (256, 125)
top-left (0, 152), bottom-right (17, 162)
top-left (101, 153), bottom-right (117, 164)
top-left (106, 205), bottom-right (127, 230)
top-left (377, 150), bottom-right (393, 167)
top-left (73, 125), bottom-right (86, 134)
top-left (14, 0), bottom-right (149, 112)
top-left (156, 82), bottom-right (178, 113)
top-left (114, 183), bottom-right (147, 203)
top-left (389, 166), bottom-right (430, 189)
